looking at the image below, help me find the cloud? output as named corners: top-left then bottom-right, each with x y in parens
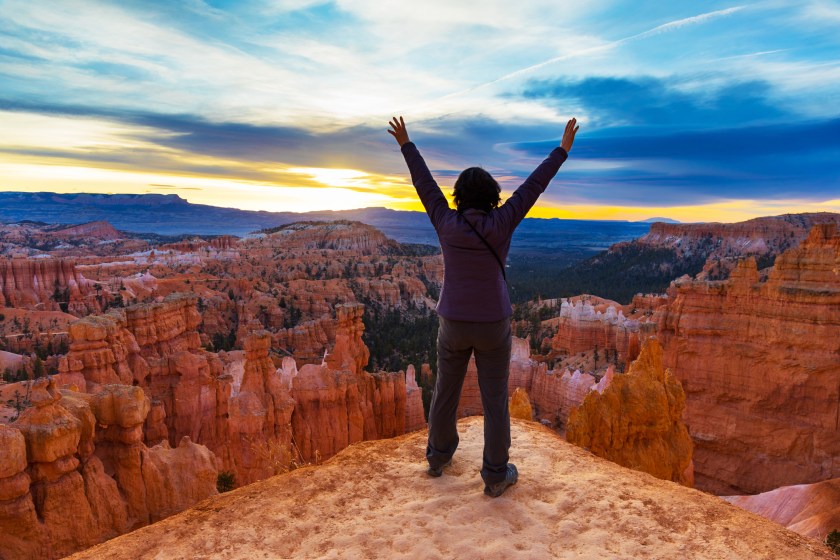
top-left (799, 0), bottom-right (840, 24)
top-left (438, 5), bottom-right (747, 98)
top-left (149, 184), bottom-right (203, 190)
top-left (519, 74), bottom-right (789, 128)
top-left (508, 118), bottom-right (840, 205)
top-left (3, 96), bottom-right (837, 210)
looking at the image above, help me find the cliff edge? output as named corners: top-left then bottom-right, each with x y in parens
top-left (66, 418), bottom-right (833, 560)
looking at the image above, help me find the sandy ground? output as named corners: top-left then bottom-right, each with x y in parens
top-left (66, 417), bottom-right (834, 560)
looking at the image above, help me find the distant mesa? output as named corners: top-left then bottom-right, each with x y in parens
top-left (47, 220), bottom-right (123, 240)
top-left (637, 217), bottom-right (681, 223)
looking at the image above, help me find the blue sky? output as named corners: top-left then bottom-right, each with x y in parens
top-left (0, 0), bottom-right (838, 221)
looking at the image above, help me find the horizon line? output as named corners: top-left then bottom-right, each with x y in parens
top-left (3, 190), bottom-right (840, 228)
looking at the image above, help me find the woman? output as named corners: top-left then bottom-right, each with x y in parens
top-left (388, 116), bottom-right (578, 497)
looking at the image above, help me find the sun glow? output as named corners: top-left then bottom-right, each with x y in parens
top-left (2, 152), bottom-right (837, 221)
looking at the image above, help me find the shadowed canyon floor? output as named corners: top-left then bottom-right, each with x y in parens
top-left (67, 418), bottom-right (833, 560)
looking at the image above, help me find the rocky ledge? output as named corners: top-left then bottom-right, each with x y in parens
top-left (66, 417), bottom-right (833, 560)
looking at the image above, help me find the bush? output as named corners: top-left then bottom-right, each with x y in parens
top-left (216, 471), bottom-right (235, 493)
top-left (826, 529), bottom-right (840, 554)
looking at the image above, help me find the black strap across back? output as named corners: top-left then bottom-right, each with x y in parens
top-left (458, 212), bottom-right (507, 283)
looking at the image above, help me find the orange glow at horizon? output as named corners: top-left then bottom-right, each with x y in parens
top-left (0, 111), bottom-right (840, 222)
top-left (0, 162), bottom-right (840, 222)
top-left (1, 160), bottom-right (838, 223)
top-left (1, 111), bottom-right (837, 224)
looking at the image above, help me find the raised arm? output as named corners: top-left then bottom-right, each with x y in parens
top-left (389, 116), bottom-right (450, 230)
top-left (496, 118), bottom-right (579, 234)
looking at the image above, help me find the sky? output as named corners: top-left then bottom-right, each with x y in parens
top-left (0, 0), bottom-right (838, 223)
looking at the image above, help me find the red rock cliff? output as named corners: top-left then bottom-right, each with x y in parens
top-left (658, 223), bottom-right (840, 494)
top-left (640, 213), bottom-right (840, 258)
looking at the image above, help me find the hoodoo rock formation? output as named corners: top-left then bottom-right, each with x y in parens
top-left (566, 338), bottom-right (694, 486)
top-left (457, 336), bottom-right (600, 429)
top-left (0, 377), bottom-right (217, 560)
top-left (658, 223), bottom-right (840, 494)
top-left (64, 418), bottom-right (834, 560)
top-left (55, 294), bottom-right (414, 485)
top-left (404, 365), bottom-right (426, 432)
top-left (508, 387), bottom-right (533, 421)
top-left (56, 292), bottom-right (221, 447)
top-left (325, 303), bottom-right (369, 376)
top-left (551, 297), bottom-right (640, 361)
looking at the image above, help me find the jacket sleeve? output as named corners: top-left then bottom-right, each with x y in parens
top-left (496, 147), bottom-right (568, 236)
top-left (401, 142), bottom-right (450, 230)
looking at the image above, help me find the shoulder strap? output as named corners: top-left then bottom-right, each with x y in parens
top-left (459, 212), bottom-right (507, 282)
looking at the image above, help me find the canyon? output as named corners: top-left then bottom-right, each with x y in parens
top-left (1, 212), bottom-right (838, 557)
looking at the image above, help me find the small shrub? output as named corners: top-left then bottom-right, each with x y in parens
top-left (249, 434), bottom-right (316, 475)
top-left (216, 471), bottom-right (235, 493)
top-left (826, 529), bottom-right (840, 554)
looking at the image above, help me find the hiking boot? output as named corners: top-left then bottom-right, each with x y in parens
top-left (427, 459), bottom-right (452, 478)
top-left (483, 463), bottom-right (518, 497)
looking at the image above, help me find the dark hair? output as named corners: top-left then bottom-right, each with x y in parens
top-left (452, 167), bottom-right (501, 213)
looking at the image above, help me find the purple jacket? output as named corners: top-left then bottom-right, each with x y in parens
top-left (401, 141), bottom-right (568, 322)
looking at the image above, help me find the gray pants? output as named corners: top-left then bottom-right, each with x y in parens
top-left (426, 315), bottom-right (512, 484)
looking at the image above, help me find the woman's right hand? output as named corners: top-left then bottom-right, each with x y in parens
top-left (561, 118), bottom-right (579, 153)
top-left (388, 116), bottom-right (410, 147)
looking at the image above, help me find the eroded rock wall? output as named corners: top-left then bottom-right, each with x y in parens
top-left (456, 335), bottom-right (598, 428)
top-left (0, 257), bottom-right (99, 314)
top-left (658, 224), bottom-right (840, 494)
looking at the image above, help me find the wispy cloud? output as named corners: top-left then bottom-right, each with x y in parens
top-left (437, 5), bottom-right (747, 100)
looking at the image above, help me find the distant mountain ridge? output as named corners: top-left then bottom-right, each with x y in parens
top-left (543, 211), bottom-right (840, 303)
top-left (0, 191), bottom-right (650, 256)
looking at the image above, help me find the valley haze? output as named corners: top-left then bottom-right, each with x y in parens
top-left (0, 191), bottom-right (652, 254)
